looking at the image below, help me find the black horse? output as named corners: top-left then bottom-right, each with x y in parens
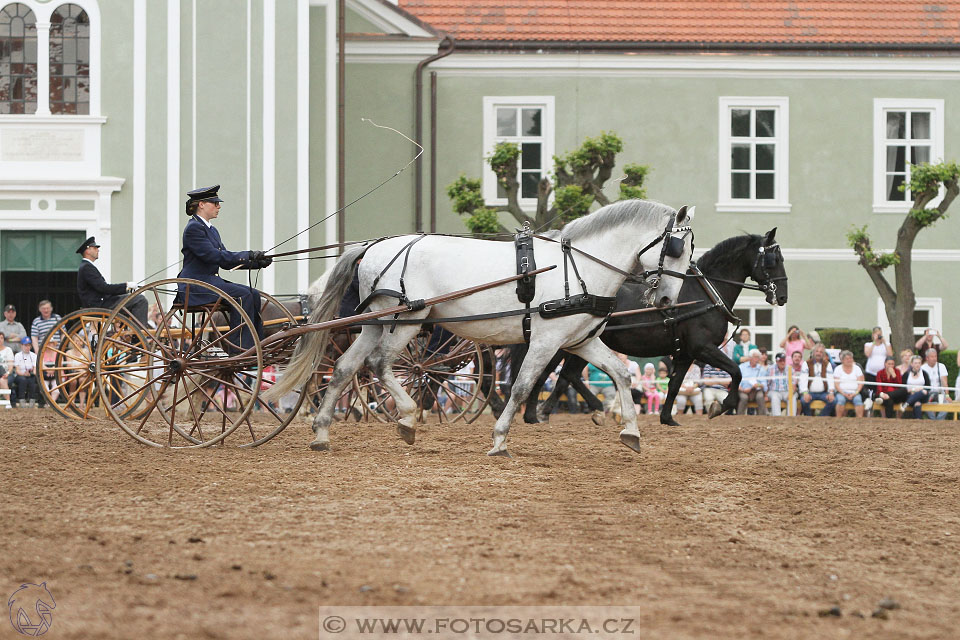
top-left (526, 228), bottom-right (788, 425)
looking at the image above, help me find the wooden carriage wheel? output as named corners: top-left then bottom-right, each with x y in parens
top-left (360, 327), bottom-right (494, 424)
top-left (37, 309), bottom-right (152, 420)
top-left (95, 278), bottom-right (264, 448)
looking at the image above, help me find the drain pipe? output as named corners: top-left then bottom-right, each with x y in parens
top-left (414, 35), bottom-right (455, 232)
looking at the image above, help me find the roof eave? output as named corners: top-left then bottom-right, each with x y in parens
top-left (447, 39), bottom-right (960, 55)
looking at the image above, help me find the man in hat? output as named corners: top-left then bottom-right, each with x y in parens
top-left (179, 185), bottom-right (272, 349)
top-left (76, 237), bottom-right (150, 327)
top-left (0, 304), bottom-right (27, 353)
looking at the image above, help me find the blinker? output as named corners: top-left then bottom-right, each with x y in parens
top-left (665, 235), bottom-right (685, 259)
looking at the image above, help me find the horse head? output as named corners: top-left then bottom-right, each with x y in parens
top-left (642, 204), bottom-right (695, 308)
top-left (751, 227), bottom-right (788, 306)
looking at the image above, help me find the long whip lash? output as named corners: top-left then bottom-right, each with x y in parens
top-left (137, 118), bottom-right (423, 283)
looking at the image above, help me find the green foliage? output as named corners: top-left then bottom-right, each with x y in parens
top-left (488, 142), bottom-right (520, 186)
top-left (553, 185), bottom-right (594, 222)
top-left (846, 225), bottom-right (900, 270)
top-left (620, 163), bottom-right (650, 200)
top-left (908, 207), bottom-right (942, 227)
top-left (903, 161), bottom-right (960, 199)
top-left (464, 208), bottom-right (501, 234)
top-left (554, 131), bottom-right (623, 176)
top-left (445, 174), bottom-right (484, 215)
top-left (942, 350), bottom-right (959, 387)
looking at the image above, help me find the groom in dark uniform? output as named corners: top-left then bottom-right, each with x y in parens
top-left (178, 185), bottom-right (272, 350)
top-left (76, 237), bottom-right (150, 327)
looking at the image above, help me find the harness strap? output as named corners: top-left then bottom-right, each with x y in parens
top-left (561, 240), bottom-right (589, 296)
top-left (532, 233), bottom-right (639, 281)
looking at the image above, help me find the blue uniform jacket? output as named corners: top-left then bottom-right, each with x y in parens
top-left (177, 216), bottom-right (254, 303)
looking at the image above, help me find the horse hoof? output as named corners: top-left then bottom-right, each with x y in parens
top-left (661, 418), bottom-right (680, 427)
top-left (591, 410), bottom-right (605, 426)
top-left (487, 447), bottom-right (512, 458)
top-left (707, 402), bottom-right (723, 419)
top-left (309, 440), bottom-right (329, 451)
top-left (536, 411), bottom-right (550, 424)
top-left (396, 423), bottom-right (416, 445)
top-left (618, 430), bottom-right (642, 453)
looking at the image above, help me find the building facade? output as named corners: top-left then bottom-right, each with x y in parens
top-left (1, 0), bottom-right (957, 350)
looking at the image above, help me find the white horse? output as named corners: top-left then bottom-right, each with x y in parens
top-left (265, 199), bottom-right (695, 456)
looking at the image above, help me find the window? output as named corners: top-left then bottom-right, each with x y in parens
top-left (482, 96), bottom-right (555, 208)
top-left (731, 297), bottom-right (786, 353)
top-left (873, 99), bottom-right (944, 213)
top-left (0, 3), bottom-right (37, 114)
top-left (49, 3), bottom-right (89, 115)
top-left (717, 97), bottom-right (790, 213)
top-left (876, 297), bottom-right (942, 341)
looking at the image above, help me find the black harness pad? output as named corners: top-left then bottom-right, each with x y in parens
top-left (539, 294), bottom-right (617, 319)
top-left (514, 234), bottom-right (537, 304)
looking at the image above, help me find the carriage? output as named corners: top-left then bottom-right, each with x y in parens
top-left (38, 200), bottom-right (701, 454)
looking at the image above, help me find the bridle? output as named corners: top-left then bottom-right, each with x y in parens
top-left (635, 213), bottom-right (694, 293)
top-left (751, 242), bottom-right (787, 297)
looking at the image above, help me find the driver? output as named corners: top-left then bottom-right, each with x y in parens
top-left (177, 185), bottom-right (273, 350)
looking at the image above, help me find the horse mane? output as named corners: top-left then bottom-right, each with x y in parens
top-left (696, 234), bottom-right (762, 272)
top-left (560, 199), bottom-right (673, 241)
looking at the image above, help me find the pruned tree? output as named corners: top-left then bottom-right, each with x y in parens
top-left (847, 161), bottom-right (959, 352)
top-left (447, 132), bottom-right (650, 234)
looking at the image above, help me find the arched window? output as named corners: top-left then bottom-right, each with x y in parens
top-left (49, 3), bottom-right (88, 114)
top-left (0, 3), bottom-right (38, 114)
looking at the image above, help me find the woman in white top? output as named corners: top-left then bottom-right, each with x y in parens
top-left (903, 355), bottom-right (931, 419)
top-left (833, 350), bottom-right (865, 418)
top-left (863, 326), bottom-right (892, 399)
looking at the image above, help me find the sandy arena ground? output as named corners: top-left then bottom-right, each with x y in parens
top-left (1, 408), bottom-right (959, 639)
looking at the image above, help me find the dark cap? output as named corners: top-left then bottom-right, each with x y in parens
top-left (187, 185), bottom-right (223, 204)
top-left (3, 304), bottom-right (14, 312)
top-left (775, 352), bottom-right (786, 361)
top-left (76, 236), bottom-right (100, 254)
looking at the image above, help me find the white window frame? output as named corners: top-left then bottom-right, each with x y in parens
top-left (716, 97), bottom-right (790, 213)
top-left (482, 95), bottom-right (555, 211)
top-left (0, 0), bottom-right (101, 117)
top-left (729, 296), bottom-right (787, 353)
top-left (876, 297), bottom-right (942, 340)
top-left (873, 98), bottom-right (944, 214)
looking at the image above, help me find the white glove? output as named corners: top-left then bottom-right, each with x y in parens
top-left (127, 282), bottom-right (138, 292)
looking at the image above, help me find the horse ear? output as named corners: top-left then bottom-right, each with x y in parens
top-left (765, 227), bottom-right (777, 242)
top-left (676, 205), bottom-right (694, 223)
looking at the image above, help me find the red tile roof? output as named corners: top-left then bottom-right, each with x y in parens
top-left (396, 1), bottom-right (960, 46)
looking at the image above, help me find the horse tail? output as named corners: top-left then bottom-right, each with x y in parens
top-left (262, 243), bottom-right (366, 401)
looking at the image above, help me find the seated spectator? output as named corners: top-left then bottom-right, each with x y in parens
top-left (738, 349), bottom-right (767, 416)
top-left (903, 355), bottom-right (931, 419)
top-left (13, 336), bottom-right (39, 408)
top-left (640, 363), bottom-right (660, 414)
top-left (731, 329), bottom-right (757, 364)
top-left (584, 362), bottom-right (616, 414)
top-left (655, 361), bottom-right (669, 404)
top-left (921, 348), bottom-right (951, 420)
top-left (701, 363), bottom-right (732, 413)
top-left (759, 348), bottom-right (769, 368)
top-left (833, 350), bottom-right (865, 417)
top-left (0, 304), bottom-right (27, 353)
top-left (800, 343), bottom-right (836, 416)
top-left (766, 352), bottom-right (790, 416)
top-left (789, 350), bottom-right (809, 382)
top-left (780, 325), bottom-right (814, 362)
top-left (675, 362), bottom-right (703, 415)
top-left (915, 328), bottom-right (948, 355)
top-left (875, 356), bottom-right (907, 418)
top-left (863, 326), bottom-right (892, 404)
top-left (897, 348), bottom-right (913, 376)
top-left (30, 300), bottom-right (61, 352)
top-left (0, 332), bottom-right (13, 392)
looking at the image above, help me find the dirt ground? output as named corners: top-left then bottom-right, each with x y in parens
top-left (1, 407), bottom-right (958, 639)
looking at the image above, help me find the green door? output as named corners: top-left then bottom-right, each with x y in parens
top-left (1, 230), bottom-right (87, 318)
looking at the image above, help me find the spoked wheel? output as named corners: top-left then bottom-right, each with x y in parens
top-left (37, 309), bottom-right (151, 420)
top-left (364, 327), bottom-right (493, 424)
top-left (95, 278), bottom-right (263, 448)
top-left (303, 326), bottom-right (368, 422)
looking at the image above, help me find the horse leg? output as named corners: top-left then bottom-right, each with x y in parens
top-left (309, 326), bottom-right (380, 450)
top-left (566, 339), bottom-right (640, 453)
top-left (561, 354), bottom-right (605, 425)
top-left (365, 323), bottom-right (426, 445)
top-left (660, 355), bottom-right (692, 427)
top-left (488, 340), bottom-right (561, 457)
top-left (695, 346), bottom-right (741, 418)
top-left (523, 351), bottom-right (560, 424)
